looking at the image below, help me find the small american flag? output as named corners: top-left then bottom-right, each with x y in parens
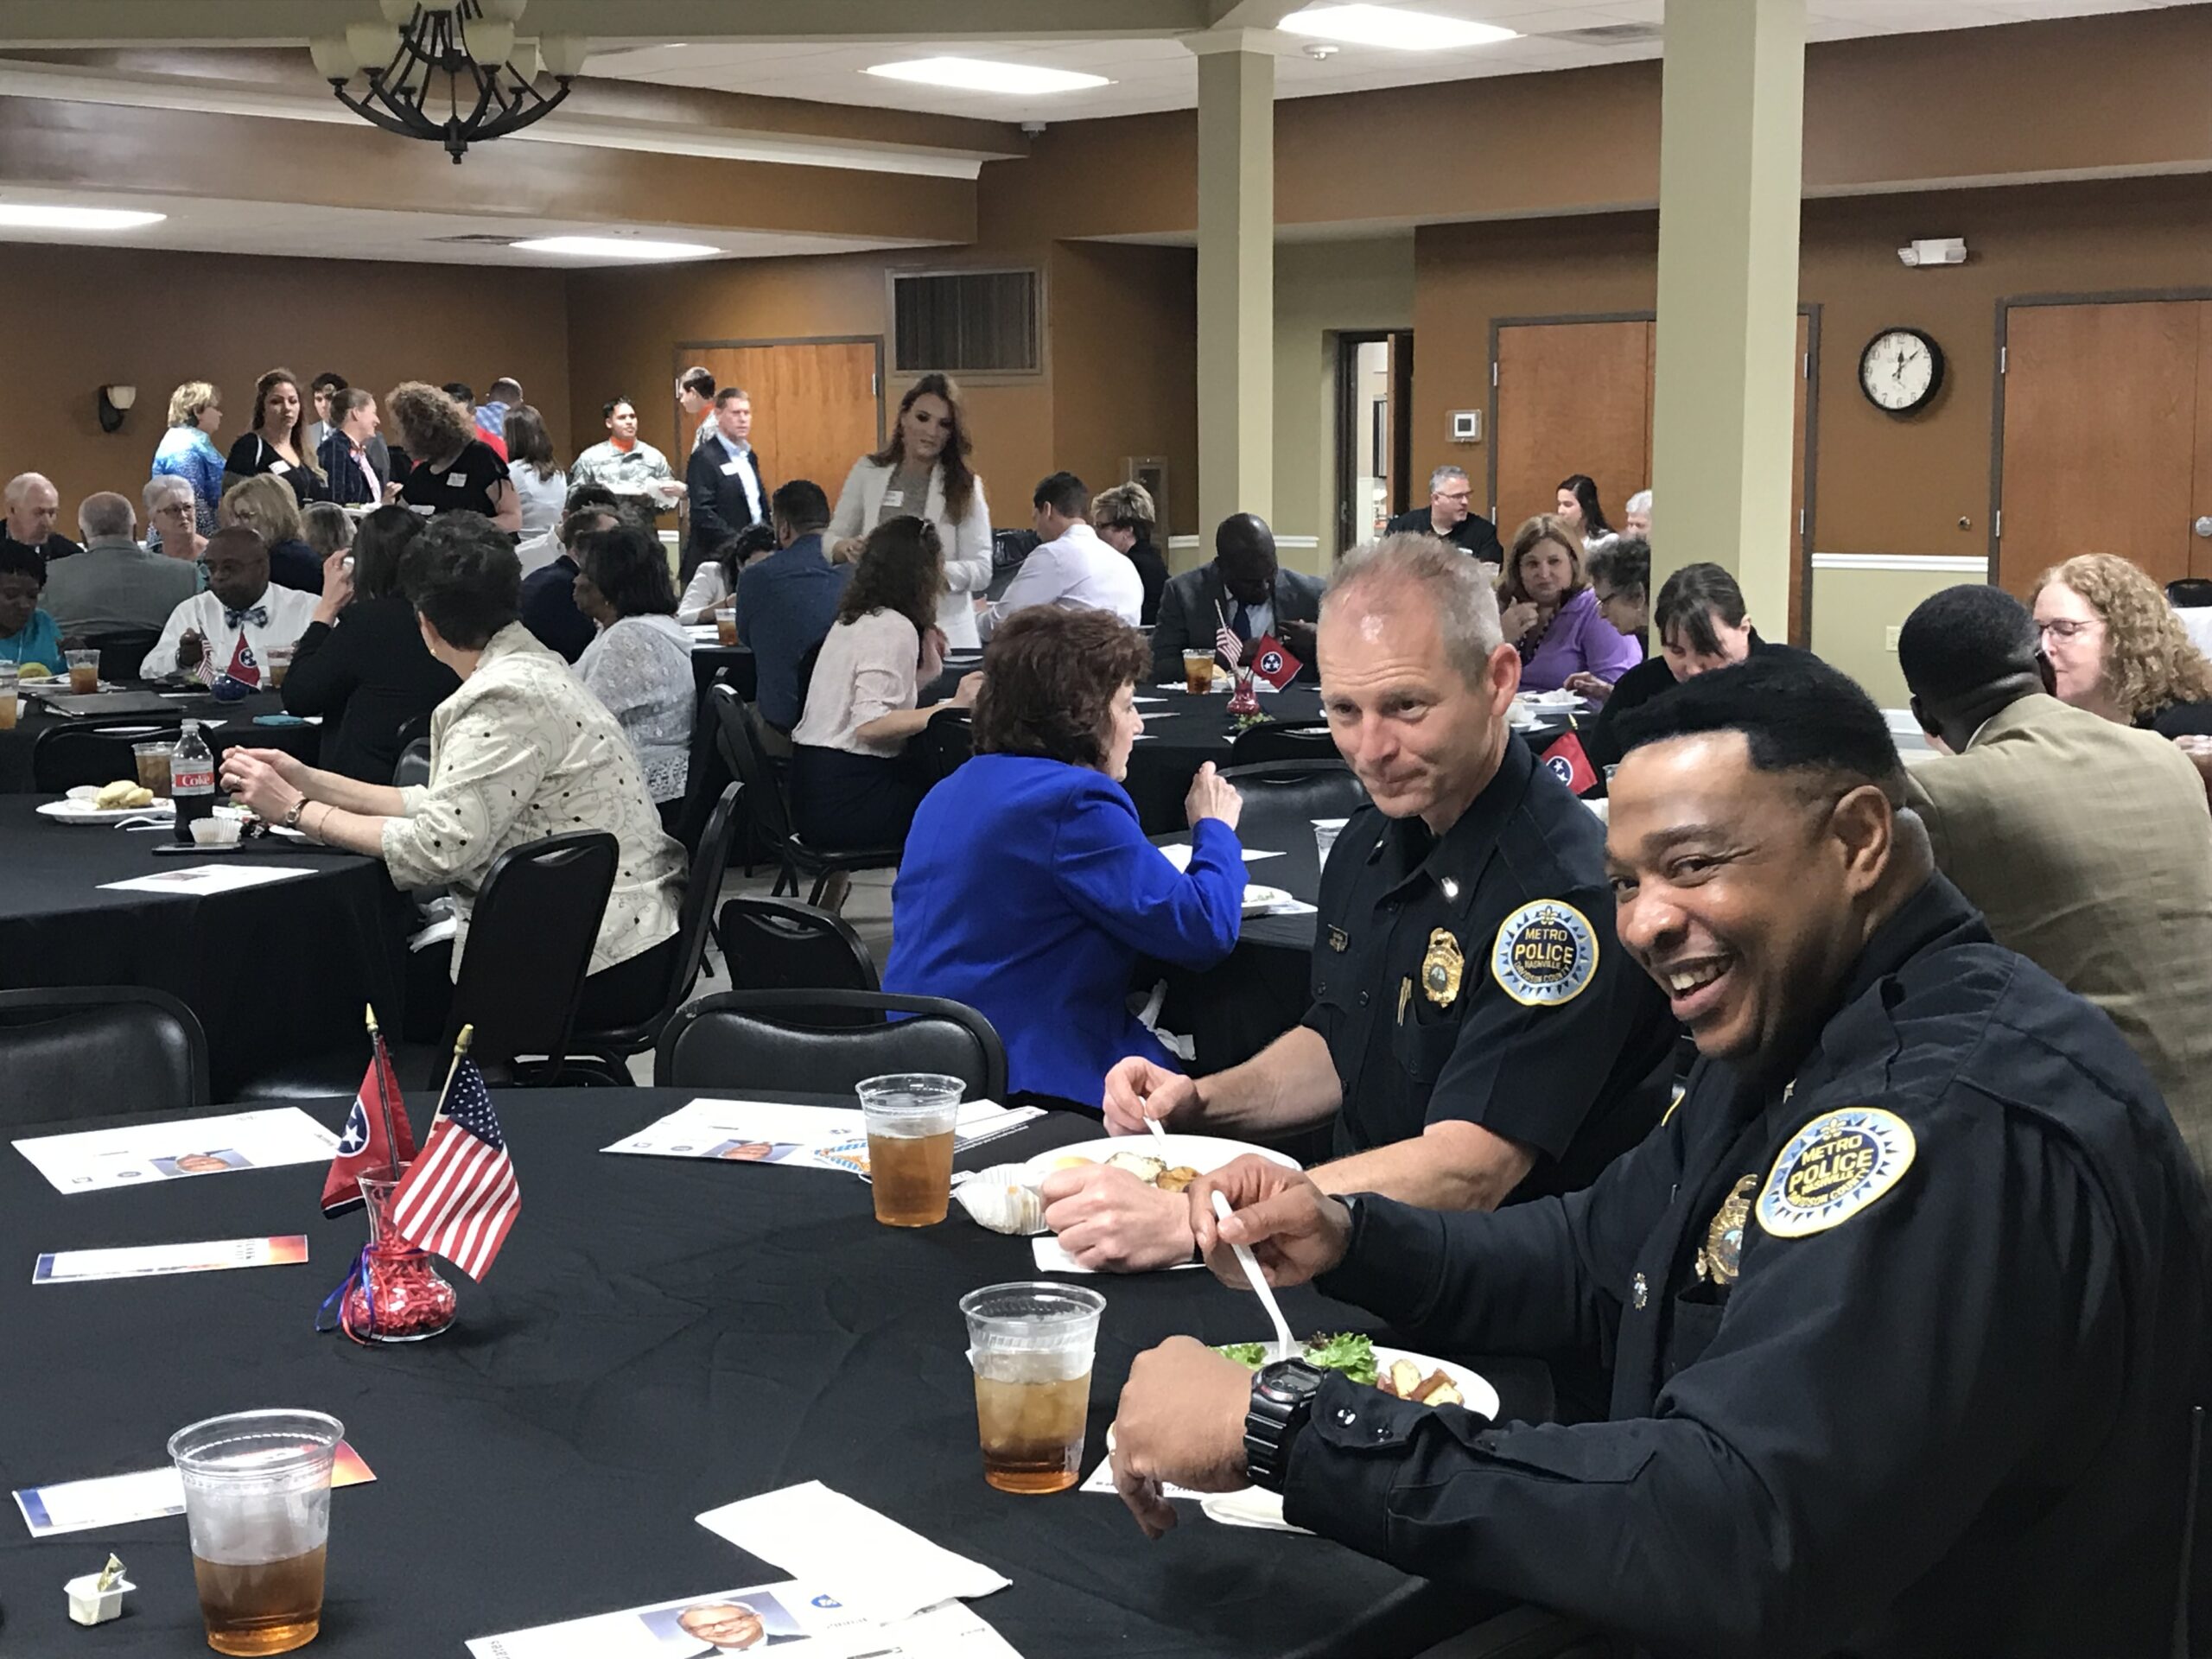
top-left (389, 1060), bottom-right (518, 1281)
top-left (1215, 618), bottom-right (1243, 669)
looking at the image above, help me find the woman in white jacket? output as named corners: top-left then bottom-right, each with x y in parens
top-left (826, 373), bottom-right (993, 650)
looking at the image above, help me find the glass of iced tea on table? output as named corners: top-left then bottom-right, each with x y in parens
top-left (135, 741), bottom-right (175, 798)
top-left (960, 1282), bottom-right (1106, 1494)
top-left (0, 661), bottom-right (16, 731)
top-left (858, 1072), bottom-right (963, 1226)
top-left (714, 599), bottom-right (738, 647)
top-left (168, 1408), bottom-right (343, 1656)
top-left (265, 645), bottom-right (294, 690)
top-left (1181, 649), bottom-right (1215, 696)
top-left (66, 646), bottom-right (100, 695)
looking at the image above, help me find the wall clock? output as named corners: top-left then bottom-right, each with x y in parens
top-left (1859, 327), bottom-right (1945, 415)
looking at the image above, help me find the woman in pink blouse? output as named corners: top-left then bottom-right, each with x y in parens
top-left (1499, 514), bottom-right (1643, 694)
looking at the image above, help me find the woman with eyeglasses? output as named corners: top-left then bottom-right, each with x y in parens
top-left (143, 476), bottom-right (207, 566)
top-left (2031, 554), bottom-right (2212, 738)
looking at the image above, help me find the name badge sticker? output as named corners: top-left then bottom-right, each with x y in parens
top-left (1490, 899), bottom-right (1598, 1007)
top-left (446, 472), bottom-right (468, 487)
top-left (1756, 1108), bottom-right (1916, 1238)
top-left (880, 489), bottom-right (906, 508)
top-left (267, 459), bottom-right (290, 474)
top-left (720, 459), bottom-right (744, 477)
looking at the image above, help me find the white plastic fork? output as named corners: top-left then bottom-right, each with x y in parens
top-left (1210, 1188), bottom-right (1295, 1363)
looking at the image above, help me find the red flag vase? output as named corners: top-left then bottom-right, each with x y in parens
top-left (340, 1174), bottom-right (456, 1344)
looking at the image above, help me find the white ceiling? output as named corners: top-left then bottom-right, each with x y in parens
top-left (0, 184), bottom-right (940, 264)
top-left (586, 0), bottom-right (2196, 123)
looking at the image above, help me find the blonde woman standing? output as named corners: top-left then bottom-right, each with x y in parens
top-left (152, 381), bottom-right (226, 536)
top-left (825, 373), bottom-right (992, 650)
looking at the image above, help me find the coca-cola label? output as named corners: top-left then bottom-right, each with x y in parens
top-left (172, 766), bottom-right (215, 792)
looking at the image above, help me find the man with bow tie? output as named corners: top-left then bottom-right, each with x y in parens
top-left (140, 526), bottom-right (316, 683)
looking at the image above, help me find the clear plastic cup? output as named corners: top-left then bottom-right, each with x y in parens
top-left (66, 646), bottom-right (100, 695)
top-left (857, 1072), bottom-right (964, 1227)
top-left (713, 600), bottom-right (737, 646)
top-left (168, 1408), bottom-right (344, 1656)
top-left (1181, 650), bottom-right (1215, 695)
top-left (265, 646), bottom-right (294, 690)
top-left (135, 741), bottom-right (175, 798)
top-left (959, 1282), bottom-right (1106, 1494)
top-left (0, 661), bottom-right (16, 732)
top-left (1313, 817), bottom-right (1347, 873)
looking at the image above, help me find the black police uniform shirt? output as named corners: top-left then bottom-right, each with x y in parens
top-left (1302, 733), bottom-right (1676, 1200)
top-left (1383, 506), bottom-right (1503, 565)
top-left (1284, 874), bottom-right (2212, 1658)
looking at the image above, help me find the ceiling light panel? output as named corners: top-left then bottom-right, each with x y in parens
top-left (864, 57), bottom-right (1110, 95)
top-left (0, 204), bottom-right (166, 230)
top-left (508, 235), bottom-right (720, 260)
top-left (1279, 5), bottom-right (1519, 51)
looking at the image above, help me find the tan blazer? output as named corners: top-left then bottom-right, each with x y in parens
top-left (1904, 693), bottom-right (2212, 1182)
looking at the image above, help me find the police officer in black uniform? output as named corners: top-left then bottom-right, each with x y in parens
top-left (1050, 536), bottom-right (1676, 1274)
top-left (1109, 653), bottom-right (2212, 1657)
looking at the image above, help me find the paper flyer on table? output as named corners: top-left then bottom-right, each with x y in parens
top-left (14, 1107), bottom-right (340, 1195)
top-left (97, 864), bottom-right (322, 896)
top-left (604, 1100), bottom-right (1043, 1173)
top-left (35, 1234), bottom-right (309, 1284)
top-left (1155, 843), bottom-right (1285, 871)
top-left (15, 1442), bottom-right (374, 1538)
top-left (468, 1585), bottom-right (1020, 1659)
top-left (696, 1482), bottom-right (1010, 1626)
top-left (1078, 1456), bottom-right (1204, 1502)
top-left (1031, 1234), bottom-right (1198, 1275)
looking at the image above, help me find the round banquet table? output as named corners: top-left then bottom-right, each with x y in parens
top-left (0, 796), bottom-right (404, 1098)
top-left (0, 1090), bottom-right (1534, 1656)
top-left (0, 685), bottom-right (327, 794)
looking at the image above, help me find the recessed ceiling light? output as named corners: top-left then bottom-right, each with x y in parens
top-left (1279, 4), bottom-right (1517, 51)
top-left (864, 57), bottom-right (1110, 95)
top-left (0, 205), bottom-right (166, 230)
top-left (509, 235), bottom-right (720, 261)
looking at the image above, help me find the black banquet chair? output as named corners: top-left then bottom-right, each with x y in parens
top-left (708, 682), bottom-right (901, 906)
top-left (31, 719), bottom-right (183, 792)
top-left (655, 988), bottom-right (1006, 1100)
top-left (716, 894), bottom-right (879, 1023)
top-left (0, 987), bottom-right (208, 1127)
top-left (1227, 722), bottom-right (1340, 767)
top-left (563, 784), bottom-right (745, 1084)
top-left (83, 628), bottom-right (160, 685)
top-left (1221, 758), bottom-right (1368, 843)
top-left (441, 830), bottom-right (617, 1088)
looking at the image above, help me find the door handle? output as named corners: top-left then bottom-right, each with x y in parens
top-left (2196, 517), bottom-right (2212, 539)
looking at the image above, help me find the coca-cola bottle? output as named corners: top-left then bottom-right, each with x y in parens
top-left (170, 719), bottom-right (216, 844)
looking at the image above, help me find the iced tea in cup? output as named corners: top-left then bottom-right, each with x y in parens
top-left (168, 1409), bottom-right (343, 1656)
top-left (714, 599), bottom-right (737, 647)
top-left (858, 1072), bottom-right (963, 1226)
top-left (66, 646), bottom-right (100, 695)
top-left (1181, 649), bottom-right (1215, 696)
top-left (961, 1282), bottom-right (1105, 1494)
top-left (0, 662), bottom-right (16, 732)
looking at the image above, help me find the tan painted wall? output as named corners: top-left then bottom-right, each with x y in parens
top-left (1270, 238), bottom-right (1415, 570)
top-left (0, 242), bottom-right (572, 528)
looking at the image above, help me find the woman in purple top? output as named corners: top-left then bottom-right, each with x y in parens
top-left (1499, 514), bottom-right (1643, 693)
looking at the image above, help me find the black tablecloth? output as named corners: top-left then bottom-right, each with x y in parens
top-left (0, 1091), bottom-right (1525, 1656)
top-left (0, 687), bottom-right (326, 793)
top-left (0, 797), bottom-right (403, 1096)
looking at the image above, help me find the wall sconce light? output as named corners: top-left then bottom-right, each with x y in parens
top-left (98, 384), bottom-right (137, 434)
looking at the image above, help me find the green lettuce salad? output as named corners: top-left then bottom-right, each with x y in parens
top-left (1218, 1332), bottom-right (1378, 1387)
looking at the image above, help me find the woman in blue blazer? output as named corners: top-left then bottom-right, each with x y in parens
top-left (884, 605), bottom-right (1244, 1109)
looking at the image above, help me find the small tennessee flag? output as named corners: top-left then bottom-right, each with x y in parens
top-left (321, 1042), bottom-right (416, 1217)
top-left (224, 632), bottom-right (262, 690)
top-left (1539, 730), bottom-right (1599, 796)
top-left (1246, 633), bottom-right (1303, 690)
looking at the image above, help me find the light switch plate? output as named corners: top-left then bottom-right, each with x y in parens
top-left (1885, 625), bottom-right (1902, 652)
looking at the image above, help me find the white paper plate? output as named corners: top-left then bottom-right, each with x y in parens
top-left (1515, 689), bottom-right (1580, 708)
top-left (41, 792), bottom-right (174, 823)
top-left (1197, 1348), bottom-right (1499, 1532)
top-left (1243, 884), bottom-right (1293, 916)
top-left (1021, 1135), bottom-right (1299, 1188)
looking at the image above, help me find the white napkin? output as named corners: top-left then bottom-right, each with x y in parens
top-left (696, 1482), bottom-right (1010, 1625)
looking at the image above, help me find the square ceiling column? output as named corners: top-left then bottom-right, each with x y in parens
top-left (1190, 31), bottom-right (1276, 543)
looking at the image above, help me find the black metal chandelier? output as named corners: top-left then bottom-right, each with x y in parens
top-left (308, 1), bottom-right (588, 165)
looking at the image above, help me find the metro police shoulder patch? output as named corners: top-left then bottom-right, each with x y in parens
top-left (1755, 1107), bottom-right (1916, 1238)
top-left (1489, 899), bottom-right (1599, 1007)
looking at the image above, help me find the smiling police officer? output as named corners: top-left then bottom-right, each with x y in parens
top-left (1109, 652), bottom-right (2212, 1656)
top-left (1039, 534), bottom-right (1676, 1274)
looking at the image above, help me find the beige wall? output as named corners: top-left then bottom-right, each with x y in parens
top-left (1269, 237), bottom-right (1415, 573)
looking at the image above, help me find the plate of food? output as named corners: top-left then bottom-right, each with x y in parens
top-left (1201, 1333), bottom-right (1497, 1530)
top-left (1021, 1136), bottom-right (1300, 1193)
top-left (1515, 689), bottom-right (1580, 708)
top-left (39, 782), bottom-right (174, 823)
top-left (1242, 884), bottom-right (1294, 917)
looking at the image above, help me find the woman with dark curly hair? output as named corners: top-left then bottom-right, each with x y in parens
top-left (883, 605), bottom-right (1244, 1119)
top-left (387, 381), bottom-right (520, 531)
top-left (2032, 553), bottom-right (2212, 736)
top-left (789, 516), bottom-right (977, 849)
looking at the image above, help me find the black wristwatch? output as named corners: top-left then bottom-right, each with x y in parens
top-left (1243, 1357), bottom-right (1326, 1492)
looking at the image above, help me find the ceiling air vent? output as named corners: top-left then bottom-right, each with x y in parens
top-left (1552, 23), bottom-right (1664, 45)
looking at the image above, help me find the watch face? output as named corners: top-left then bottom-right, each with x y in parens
top-left (1257, 1357), bottom-right (1326, 1402)
top-left (1860, 329), bottom-right (1942, 413)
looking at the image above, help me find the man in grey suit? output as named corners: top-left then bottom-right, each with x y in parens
top-left (1900, 583), bottom-right (2212, 1182)
top-left (41, 491), bottom-right (195, 636)
top-left (1150, 513), bottom-right (1324, 684)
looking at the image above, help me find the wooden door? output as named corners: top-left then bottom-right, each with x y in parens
top-left (683, 340), bottom-right (883, 502)
top-left (1997, 301), bottom-right (2207, 593)
top-left (1492, 320), bottom-right (1653, 537)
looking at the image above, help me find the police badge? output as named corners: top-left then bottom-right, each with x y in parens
top-left (1421, 928), bottom-right (1464, 1006)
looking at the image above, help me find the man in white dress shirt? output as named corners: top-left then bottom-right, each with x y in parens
top-left (976, 472), bottom-right (1142, 640)
top-left (140, 527), bottom-right (316, 684)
